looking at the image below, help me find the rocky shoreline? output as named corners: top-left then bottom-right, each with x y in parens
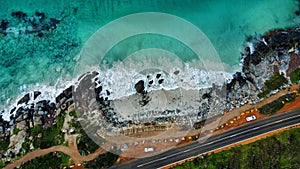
top-left (227, 27), bottom-right (300, 109)
top-left (1, 25), bottom-right (300, 162)
top-left (2, 26), bottom-right (300, 134)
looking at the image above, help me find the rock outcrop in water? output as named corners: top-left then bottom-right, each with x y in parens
top-left (134, 80), bottom-right (145, 93)
top-left (0, 7), bottom-right (80, 38)
top-left (0, 8), bottom-right (81, 110)
top-left (0, 11), bottom-right (63, 37)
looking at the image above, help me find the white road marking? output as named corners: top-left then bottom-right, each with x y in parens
top-left (137, 114), bottom-right (300, 168)
top-left (158, 123), bottom-right (300, 169)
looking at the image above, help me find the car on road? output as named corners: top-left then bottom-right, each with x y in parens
top-left (246, 115), bottom-right (256, 122)
top-left (144, 147), bottom-right (155, 152)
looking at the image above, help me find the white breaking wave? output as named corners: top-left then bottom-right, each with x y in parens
top-left (93, 48), bottom-right (233, 100)
top-left (1, 78), bottom-right (75, 121)
top-left (96, 63), bottom-right (233, 100)
top-left (1, 54), bottom-right (234, 122)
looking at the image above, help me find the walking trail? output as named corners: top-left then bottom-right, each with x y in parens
top-left (4, 135), bottom-right (110, 169)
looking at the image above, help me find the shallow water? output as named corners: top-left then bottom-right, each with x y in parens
top-left (0, 0), bottom-right (299, 107)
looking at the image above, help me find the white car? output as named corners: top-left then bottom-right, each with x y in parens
top-left (246, 115), bottom-right (256, 122)
top-left (144, 147), bottom-right (154, 152)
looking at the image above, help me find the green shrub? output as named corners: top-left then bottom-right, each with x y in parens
top-left (31, 112), bottom-right (66, 149)
top-left (290, 68), bottom-right (300, 84)
top-left (0, 137), bottom-right (10, 151)
top-left (258, 72), bottom-right (288, 98)
top-left (22, 140), bottom-right (31, 154)
top-left (60, 152), bottom-right (71, 167)
top-left (30, 125), bottom-right (42, 136)
top-left (13, 127), bottom-right (20, 135)
top-left (0, 160), bottom-right (5, 168)
top-left (77, 135), bottom-right (100, 155)
top-left (265, 72), bottom-right (288, 91)
top-left (69, 117), bottom-right (104, 155)
top-left (258, 90), bottom-right (270, 98)
top-left (69, 111), bottom-right (77, 118)
top-left (258, 93), bottom-right (296, 115)
top-left (84, 150), bottom-right (119, 169)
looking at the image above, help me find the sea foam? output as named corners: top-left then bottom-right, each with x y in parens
top-left (1, 52), bottom-right (233, 122)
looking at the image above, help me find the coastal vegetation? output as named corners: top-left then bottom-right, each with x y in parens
top-left (0, 137), bottom-right (10, 167)
top-left (30, 125), bottom-right (42, 136)
top-left (258, 72), bottom-right (288, 98)
top-left (60, 152), bottom-right (71, 167)
top-left (264, 72), bottom-right (287, 90)
top-left (173, 128), bottom-right (300, 169)
top-left (68, 114), bottom-right (102, 155)
top-left (21, 139), bottom-right (31, 154)
top-left (13, 127), bottom-right (20, 135)
top-left (30, 111), bottom-right (66, 149)
top-left (0, 136), bottom-right (10, 151)
top-left (290, 68), bottom-right (300, 84)
top-left (77, 134), bottom-right (101, 156)
top-left (69, 110), bottom-right (77, 118)
top-left (83, 149), bottom-right (120, 169)
top-left (258, 93), bottom-right (296, 115)
top-left (0, 160), bottom-right (5, 168)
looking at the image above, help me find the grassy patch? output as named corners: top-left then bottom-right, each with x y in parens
top-left (290, 68), bottom-right (300, 84)
top-left (173, 128), bottom-right (300, 169)
top-left (258, 93), bottom-right (296, 115)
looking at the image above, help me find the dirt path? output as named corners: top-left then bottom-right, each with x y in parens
top-left (4, 135), bottom-right (108, 169)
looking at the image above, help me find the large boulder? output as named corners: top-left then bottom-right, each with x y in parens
top-left (135, 80), bottom-right (145, 93)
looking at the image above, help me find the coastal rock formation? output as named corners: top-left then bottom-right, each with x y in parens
top-left (0, 26), bottom-right (300, 158)
top-left (134, 80), bottom-right (145, 93)
top-left (286, 52), bottom-right (300, 76)
top-left (226, 27), bottom-right (300, 110)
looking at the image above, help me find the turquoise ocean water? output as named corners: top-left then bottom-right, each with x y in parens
top-left (0, 0), bottom-right (299, 106)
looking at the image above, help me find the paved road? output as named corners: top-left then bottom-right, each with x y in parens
top-left (110, 109), bottom-right (300, 169)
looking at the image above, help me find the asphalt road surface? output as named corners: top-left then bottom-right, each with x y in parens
top-left (110, 109), bottom-right (300, 169)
